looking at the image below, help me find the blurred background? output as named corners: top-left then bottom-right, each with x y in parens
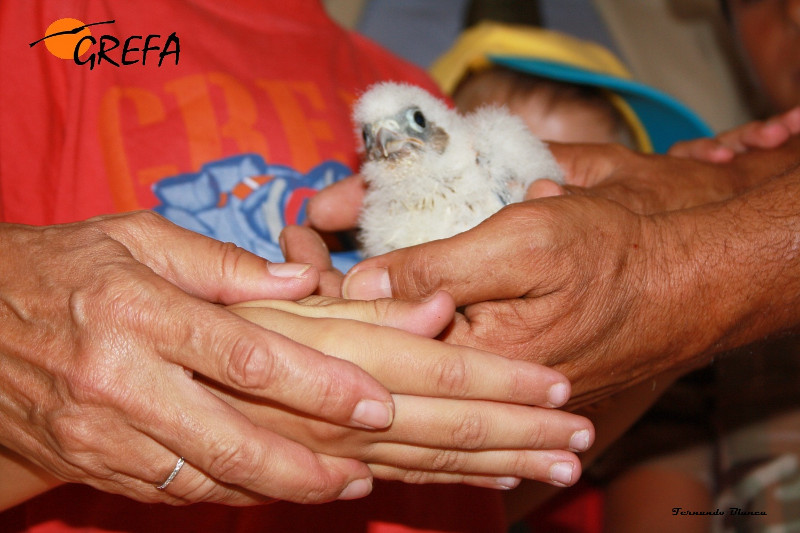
top-left (323, 0), bottom-right (756, 133)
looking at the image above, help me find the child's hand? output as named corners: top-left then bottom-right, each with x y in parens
top-left (223, 295), bottom-right (593, 490)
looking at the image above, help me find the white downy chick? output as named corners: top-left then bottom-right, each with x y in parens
top-left (354, 82), bottom-right (564, 257)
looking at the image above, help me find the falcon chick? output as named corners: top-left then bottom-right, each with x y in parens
top-left (354, 82), bottom-right (563, 257)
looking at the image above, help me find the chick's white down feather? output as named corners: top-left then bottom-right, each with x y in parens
top-left (354, 82), bottom-right (564, 257)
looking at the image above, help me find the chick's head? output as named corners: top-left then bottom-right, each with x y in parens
top-left (354, 82), bottom-right (451, 162)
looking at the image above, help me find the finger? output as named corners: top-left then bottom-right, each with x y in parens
top-left (152, 450), bottom-right (372, 505)
top-left (341, 202), bottom-right (554, 305)
top-left (212, 389), bottom-right (593, 482)
top-left (79, 257), bottom-right (397, 427)
top-left (668, 137), bottom-right (736, 162)
top-left (367, 467), bottom-right (524, 490)
top-left (31, 407), bottom-right (273, 506)
top-left (161, 298), bottom-right (396, 428)
top-left (783, 106), bottom-right (800, 134)
top-left (106, 444), bottom-right (270, 506)
top-left (229, 291), bottom-right (456, 338)
top-left (280, 225), bottom-right (333, 270)
top-left (307, 174), bottom-right (365, 231)
top-left (716, 120), bottom-right (786, 151)
top-left (95, 211), bottom-right (319, 304)
top-left (280, 225), bottom-right (344, 296)
top-left (87, 261), bottom-right (397, 429)
top-left (140, 370), bottom-right (376, 503)
top-left (525, 178), bottom-right (565, 200)
top-left (227, 306), bottom-right (573, 407)
top-left (548, 142), bottom-right (630, 187)
top-left (369, 448), bottom-right (583, 488)
top-left (385, 395), bottom-right (593, 451)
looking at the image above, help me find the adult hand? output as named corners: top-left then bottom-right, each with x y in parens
top-left (224, 296), bottom-right (594, 490)
top-left (0, 211), bottom-right (407, 506)
top-left (668, 106), bottom-right (800, 162)
top-left (530, 133), bottom-right (800, 215)
top-left (338, 196), bottom-right (665, 405)
top-left (338, 138), bottom-right (800, 405)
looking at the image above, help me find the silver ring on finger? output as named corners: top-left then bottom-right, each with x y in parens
top-left (155, 456), bottom-right (185, 490)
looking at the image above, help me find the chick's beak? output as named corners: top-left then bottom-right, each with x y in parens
top-left (373, 125), bottom-right (423, 159)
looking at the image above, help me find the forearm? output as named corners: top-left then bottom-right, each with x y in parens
top-left (552, 135), bottom-right (800, 216)
top-left (0, 446), bottom-right (61, 511)
top-left (646, 160), bottom-right (800, 369)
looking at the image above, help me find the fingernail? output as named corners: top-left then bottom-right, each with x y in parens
top-left (569, 429), bottom-right (591, 452)
top-left (549, 462), bottom-right (574, 487)
top-left (350, 399), bottom-right (394, 429)
top-left (338, 477), bottom-right (373, 500)
top-left (547, 382), bottom-right (569, 407)
top-left (494, 477), bottom-right (521, 490)
top-left (342, 268), bottom-right (391, 300)
top-left (267, 262), bottom-right (311, 278)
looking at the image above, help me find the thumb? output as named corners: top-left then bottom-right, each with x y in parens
top-left (307, 174), bottom-right (366, 231)
top-left (96, 211), bottom-right (320, 304)
top-left (342, 204), bottom-right (544, 305)
top-left (280, 224), bottom-right (344, 297)
top-left (525, 178), bottom-right (566, 200)
top-left (549, 142), bottom-right (625, 187)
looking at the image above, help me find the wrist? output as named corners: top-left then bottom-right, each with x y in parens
top-left (638, 211), bottom-right (721, 372)
top-left (642, 174), bottom-right (800, 369)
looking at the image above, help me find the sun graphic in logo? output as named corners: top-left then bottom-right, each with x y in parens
top-left (40, 18), bottom-right (92, 59)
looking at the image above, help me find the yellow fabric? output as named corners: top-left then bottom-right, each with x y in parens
top-left (430, 22), bottom-right (653, 152)
top-left (605, 93), bottom-right (653, 153)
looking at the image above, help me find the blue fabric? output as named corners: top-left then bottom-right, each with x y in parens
top-left (153, 153), bottom-right (362, 273)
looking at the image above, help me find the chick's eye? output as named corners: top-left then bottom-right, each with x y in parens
top-left (362, 126), bottom-right (371, 146)
top-left (414, 111), bottom-right (426, 128)
top-left (407, 109), bottom-right (426, 132)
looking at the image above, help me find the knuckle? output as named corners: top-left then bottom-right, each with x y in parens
top-left (48, 414), bottom-right (106, 477)
top-left (205, 439), bottom-right (259, 486)
top-left (67, 285), bottom-right (162, 399)
top-left (216, 241), bottom-right (252, 281)
top-left (126, 209), bottom-right (166, 230)
top-left (286, 468), bottom-right (344, 504)
top-left (293, 482), bottom-right (338, 504)
top-left (49, 414), bottom-right (88, 456)
top-left (368, 298), bottom-right (392, 326)
top-left (524, 420), bottom-right (547, 449)
top-left (450, 411), bottom-right (489, 450)
top-left (173, 474), bottom-right (223, 504)
top-left (68, 265), bottom-right (160, 342)
top-left (497, 203), bottom-right (553, 251)
top-left (507, 451), bottom-right (534, 477)
top-left (395, 248), bottom-right (444, 299)
top-left (225, 336), bottom-right (280, 390)
top-left (431, 354), bottom-right (470, 397)
top-left (396, 469), bottom-right (431, 485)
top-left (95, 210), bottom-right (166, 244)
top-left (429, 449), bottom-right (468, 472)
top-left (307, 361), bottom-right (351, 415)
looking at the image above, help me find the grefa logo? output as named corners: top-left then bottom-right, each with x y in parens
top-left (29, 18), bottom-right (180, 69)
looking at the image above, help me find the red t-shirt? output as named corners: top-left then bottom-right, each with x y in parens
top-left (0, 1), bottom-right (506, 531)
